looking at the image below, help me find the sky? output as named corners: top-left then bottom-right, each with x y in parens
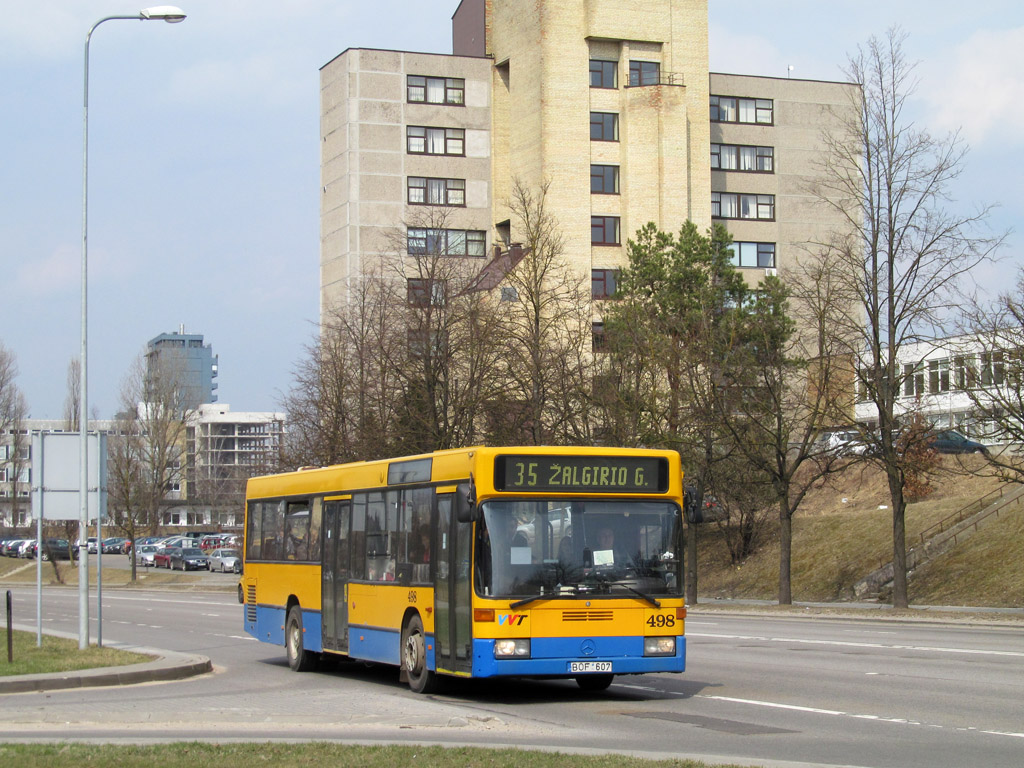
top-left (2, 1), bottom-right (1022, 420)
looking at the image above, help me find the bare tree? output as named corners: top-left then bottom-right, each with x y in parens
top-left (813, 29), bottom-right (1003, 607)
top-left (62, 359), bottom-right (81, 432)
top-left (490, 179), bottom-right (596, 445)
top-left (107, 353), bottom-right (195, 578)
top-left (714, 269), bottom-right (854, 603)
top-left (0, 342), bottom-right (25, 530)
top-left (959, 271), bottom-right (1024, 480)
top-left (283, 269), bottom-right (404, 468)
top-left (0, 341), bottom-right (19, 435)
top-left (389, 206), bottom-right (503, 453)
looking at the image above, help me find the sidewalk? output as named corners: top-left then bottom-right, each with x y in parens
top-left (693, 597), bottom-right (1024, 624)
top-left (0, 624), bottom-right (212, 695)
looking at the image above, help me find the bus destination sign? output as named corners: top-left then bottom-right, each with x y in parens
top-left (494, 455), bottom-right (667, 493)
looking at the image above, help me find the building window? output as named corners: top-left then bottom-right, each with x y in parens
top-left (903, 363), bottom-right (926, 397)
top-left (407, 75), bottom-right (464, 105)
top-left (407, 278), bottom-right (447, 307)
top-left (929, 358), bottom-right (951, 394)
top-left (407, 228), bottom-right (486, 258)
top-left (711, 143), bottom-right (774, 172)
top-left (981, 351), bottom-right (1005, 387)
top-left (501, 286), bottom-right (518, 302)
top-left (590, 112), bottom-right (619, 141)
top-left (592, 322), bottom-right (607, 352)
top-left (727, 242), bottom-right (776, 268)
top-left (589, 59), bottom-right (617, 89)
top-left (407, 126), bottom-right (465, 156)
top-left (592, 269), bottom-right (619, 299)
top-left (590, 165), bottom-right (620, 194)
top-left (407, 177), bottom-right (466, 206)
top-left (628, 60), bottom-right (660, 86)
top-left (710, 95), bottom-right (774, 125)
top-left (591, 216), bottom-right (620, 245)
top-left (712, 192), bottom-right (774, 220)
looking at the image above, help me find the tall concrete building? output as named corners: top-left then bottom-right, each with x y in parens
top-left (320, 0), bottom-right (859, 329)
top-left (145, 329), bottom-right (219, 410)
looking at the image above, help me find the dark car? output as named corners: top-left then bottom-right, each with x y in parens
top-left (930, 430), bottom-right (989, 455)
top-left (170, 547), bottom-right (210, 571)
top-left (39, 539), bottom-right (77, 561)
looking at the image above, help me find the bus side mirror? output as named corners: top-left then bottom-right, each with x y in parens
top-left (455, 482), bottom-right (479, 523)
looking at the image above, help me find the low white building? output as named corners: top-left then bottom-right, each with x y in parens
top-left (854, 333), bottom-right (1017, 443)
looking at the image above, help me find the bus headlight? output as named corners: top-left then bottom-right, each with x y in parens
top-left (494, 639), bottom-right (531, 658)
top-left (644, 636), bottom-right (676, 656)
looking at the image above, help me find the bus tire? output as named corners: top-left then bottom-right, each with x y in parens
top-left (575, 673), bottom-right (614, 691)
top-left (286, 605), bottom-right (318, 672)
top-left (402, 614), bottom-right (437, 694)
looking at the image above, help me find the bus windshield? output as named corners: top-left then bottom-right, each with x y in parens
top-left (475, 499), bottom-right (682, 599)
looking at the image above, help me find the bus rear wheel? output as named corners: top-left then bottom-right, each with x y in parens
top-left (286, 605), bottom-right (318, 672)
top-left (575, 673), bottom-right (614, 691)
top-left (402, 614), bottom-right (437, 693)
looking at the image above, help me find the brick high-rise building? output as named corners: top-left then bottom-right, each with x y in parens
top-left (320, 0), bottom-right (860, 336)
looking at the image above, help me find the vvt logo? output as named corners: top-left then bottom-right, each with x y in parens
top-left (498, 613), bottom-right (527, 626)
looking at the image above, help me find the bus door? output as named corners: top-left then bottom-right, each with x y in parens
top-left (322, 499), bottom-right (351, 654)
top-left (434, 494), bottom-right (473, 675)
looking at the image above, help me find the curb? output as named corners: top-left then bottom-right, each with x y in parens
top-left (1, 624), bottom-right (212, 695)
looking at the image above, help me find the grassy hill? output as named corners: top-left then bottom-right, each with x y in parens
top-left (695, 455), bottom-right (1024, 608)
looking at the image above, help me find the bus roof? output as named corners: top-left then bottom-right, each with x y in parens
top-left (245, 446), bottom-right (682, 501)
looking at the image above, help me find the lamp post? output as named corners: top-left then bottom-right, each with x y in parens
top-left (80, 5), bottom-right (186, 650)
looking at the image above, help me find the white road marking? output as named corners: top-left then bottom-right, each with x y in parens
top-left (689, 632), bottom-right (1024, 658)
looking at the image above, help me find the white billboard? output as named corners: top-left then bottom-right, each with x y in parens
top-left (29, 432), bottom-right (107, 522)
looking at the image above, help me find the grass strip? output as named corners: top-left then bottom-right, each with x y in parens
top-left (0, 743), bottom-right (740, 768)
top-left (0, 630), bottom-right (151, 677)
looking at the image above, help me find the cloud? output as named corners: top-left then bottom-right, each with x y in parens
top-left (921, 26), bottom-right (1024, 144)
top-left (167, 53), bottom-right (308, 108)
top-left (15, 244), bottom-right (133, 298)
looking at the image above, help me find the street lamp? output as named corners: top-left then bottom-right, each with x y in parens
top-left (80, 6), bottom-right (186, 650)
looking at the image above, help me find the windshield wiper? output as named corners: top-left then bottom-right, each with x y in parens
top-left (509, 593), bottom-right (577, 610)
top-left (613, 582), bottom-right (661, 608)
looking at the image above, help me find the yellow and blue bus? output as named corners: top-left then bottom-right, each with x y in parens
top-left (242, 445), bottom-right (686, 692)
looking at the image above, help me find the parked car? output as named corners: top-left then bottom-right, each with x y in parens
top-left (170, 547), bottom-right (210, 571)
top-left (134, 544), bottom-right (158, 567)
top-left (820, 430), bottom-right (871, 457)
top-left (208, 548), bottom-right (241, 573)
top-left (16, 539), bottom-right (37, 558)
top-left (2, 539), bottom-right (28, 556)
top-left (929, 430), bottom-right (989, 455)
top-left (39, 539), bottom-right (76, 561)
top-left (200, 535), bottom-right (231, 552)
top-left (153, 546), bottom-right (179, 569)
top-left (101, 537), bottom-right (128, 554)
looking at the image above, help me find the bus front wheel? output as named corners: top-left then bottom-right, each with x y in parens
top-left (402, 614), bottom-right (437, 693)
top-left (286, 605), bottom-right (318, 672)
top-left (575, 673), bottom-right (614, 691)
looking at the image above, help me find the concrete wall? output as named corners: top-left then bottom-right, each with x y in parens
top-left (320, 49), bottom-right (493, 313)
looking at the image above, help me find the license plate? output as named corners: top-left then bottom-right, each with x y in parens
top-left (569, 661), bottom-right (612, 673)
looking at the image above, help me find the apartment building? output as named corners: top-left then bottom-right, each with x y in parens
top-left (710, 73), bottom-right (858, 279)
top-left (320, 0), bottom-right (860, 335)
top-left (182, 404), bottom-right (284, 527)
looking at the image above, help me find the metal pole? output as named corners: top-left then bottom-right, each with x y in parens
top-left (36, 495), bottom-right (42, 647)
top-left (6, 591), bottom-right (12, 663)
top-left (81, 14), bottom-right (142, 651)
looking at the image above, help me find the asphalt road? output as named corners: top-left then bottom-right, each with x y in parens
top-left (2, 584), bottom-right (1022, 768)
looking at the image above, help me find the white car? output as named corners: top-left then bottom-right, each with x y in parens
top-left (134, 544), bottom-right (158, 567)
top-left (208, 548), bottom-right (242, 573)
top-left (821, 430), bottom-right (870, 456)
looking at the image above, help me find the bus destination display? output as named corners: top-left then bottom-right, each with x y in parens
top-left (494, 455), bottom-right (667, 493)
